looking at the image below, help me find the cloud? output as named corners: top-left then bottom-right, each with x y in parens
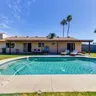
top-left (0, 15), bottom-right (9, 24)
top-left (6, 0), bottom-right (21, 20)
top-left (0, 23), bottom-right (10, 29)
top-left (6, 0), bottom-right (37, 19)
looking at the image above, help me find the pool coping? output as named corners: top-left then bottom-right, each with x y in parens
top-left (0, 55), bottom-right (96, 93)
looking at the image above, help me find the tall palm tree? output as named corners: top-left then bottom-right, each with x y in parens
top-left (67, 15), bottom-right (72, 37)
top-left (60, 19), bottom-right (67, 37)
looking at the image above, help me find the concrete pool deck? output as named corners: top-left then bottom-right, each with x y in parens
top-left (0, 75), bottom-right (96, 93)
top-left (0, 55), bottom-right (96, 93)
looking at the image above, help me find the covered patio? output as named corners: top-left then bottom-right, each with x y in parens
top-left (5, 37), bottom-right (93, 54)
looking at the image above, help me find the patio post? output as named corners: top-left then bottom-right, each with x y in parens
top-left (88, 41), bottom-right (90, 55)
top-left (9, 41), bottom-right (11, 54)
top-left (73, 42), bottom-right (75, 50)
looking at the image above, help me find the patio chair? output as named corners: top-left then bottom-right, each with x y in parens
top-left (70, 50), bottom-right (78, 56)
top-left (61, 50), bottom-right (69, 55)
top-left (44, 46), bottom-right (49, 53)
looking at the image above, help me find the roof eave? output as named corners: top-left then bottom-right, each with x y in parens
top-left (5, 39), bottom-right (93, 42)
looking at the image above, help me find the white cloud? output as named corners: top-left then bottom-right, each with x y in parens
top-left (0, 14), bottom-right (14, 25)
top-left (0, 23), bottom-right (10, 29)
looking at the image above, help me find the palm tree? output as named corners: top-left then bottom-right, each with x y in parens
top-left (60, 19), bottom-right (67, 37)
top-left (67, 15), bottom-right (72, 37)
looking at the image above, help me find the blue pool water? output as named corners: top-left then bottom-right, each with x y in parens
top-left (0, 57), bottom-right (96, 75)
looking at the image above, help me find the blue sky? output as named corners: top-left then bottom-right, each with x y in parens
top-left (0, 0), bottom-right (96, 41)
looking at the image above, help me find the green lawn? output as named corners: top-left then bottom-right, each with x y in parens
top-left (0, 92), bottom-right (96, 96)
top-left (0, 54), bottom-right (28, 60)
top-left (0, 53), bottom-right (96, 60)
top-left (88, 53), bottom-right (96, 57)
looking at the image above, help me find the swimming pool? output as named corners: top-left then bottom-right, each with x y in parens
top-left (0, 57), bottom-right (96, 75)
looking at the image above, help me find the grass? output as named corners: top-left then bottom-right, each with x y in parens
top-left (89, 53), bottom-right (96, 57)
top-left (0, 92), bottom-right (96, 96)
top-left (0, 53), bottom-right (96, 60)
top-left (0, 54), bottom-right (29, 60)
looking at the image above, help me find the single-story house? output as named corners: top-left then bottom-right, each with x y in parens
top-left (0, 33), bottom-right (93, 54)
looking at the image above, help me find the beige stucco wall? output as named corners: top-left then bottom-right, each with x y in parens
top-left (32, 42), bottom-right (57, 53)
top-left (0, 41), bottom-right (82, 54)
top-left (14, 42), bottom-right (23, 53)
top-left (58, 42), bottom-right (67, 53)
top-left (75, 42), bottom-right (81, 52)
top-left (44, 42), bottom-right (57, 53)
top-left (32, 42), bottom-right (81, 53)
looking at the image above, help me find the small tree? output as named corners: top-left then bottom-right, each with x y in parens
top-left (47, 33), bottom-right (56, 39)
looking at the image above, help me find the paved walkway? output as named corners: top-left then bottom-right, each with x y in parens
top-left (0, 75), bottom-right (96, 93)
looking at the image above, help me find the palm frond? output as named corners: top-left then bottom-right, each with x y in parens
top-left (60, 19), bottom-right (67, 25)
top-left (67, 15), bottom-right (72, 22)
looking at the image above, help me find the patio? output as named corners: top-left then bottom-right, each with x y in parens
top-left (0, 75), bottom-right (96, 93)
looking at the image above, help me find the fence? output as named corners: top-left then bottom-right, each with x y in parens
top-left (82, 44), bottom-right (96, 53)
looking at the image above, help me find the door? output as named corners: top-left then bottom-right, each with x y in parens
top-left (67, 43), bottom-right (75, 51)
top-left (28, 43), bottom-right (31, 52)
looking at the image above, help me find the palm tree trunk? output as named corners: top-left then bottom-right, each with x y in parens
top-left (63, 25), bottom-right (64, 37)
top-left (67, 22), bottom-right (70, 37)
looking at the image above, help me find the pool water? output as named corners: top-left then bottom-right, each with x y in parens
top-left (0, 57), bottom-right (96, 75)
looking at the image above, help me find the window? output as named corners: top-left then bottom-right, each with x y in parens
top-left (11, 43), bottom-right (15, 48)
top-left (38, 43), bottom-right (44, 47)
top-left (38, 43), bottom-right (41, 47)
top-left (42, 43), bottom-right (44, 47)
top-left (6, 43), bottom-right (15, 48)
top-left (6, 43), bottom-right (10, 48)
